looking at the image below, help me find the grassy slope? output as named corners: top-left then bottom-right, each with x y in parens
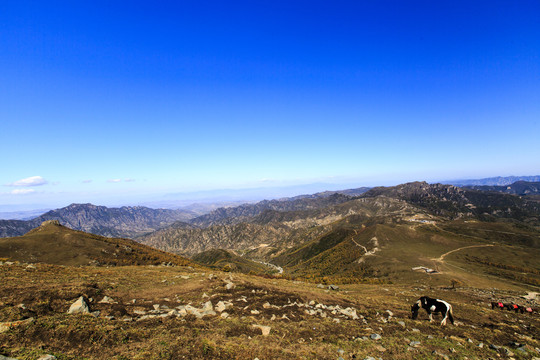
top-left (192, 249), bottom-right (273, 275)
top-left (0, 263), bottom-right (538, 360)
top-left (0, 222), bottom-right (194, 267)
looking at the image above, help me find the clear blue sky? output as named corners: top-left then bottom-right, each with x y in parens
top-left (1, 1), bottom-right (539, 209)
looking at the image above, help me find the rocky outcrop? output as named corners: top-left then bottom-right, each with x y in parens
top-left (0, 204), bottom-right (197, 238)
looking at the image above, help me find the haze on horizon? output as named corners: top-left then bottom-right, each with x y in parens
top-left (1, 1), bottom-right (539, 210)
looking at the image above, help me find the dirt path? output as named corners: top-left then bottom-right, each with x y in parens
top-left (350, 230), bottom-right (380, 263)
top-left (433, 244), bottom-right (495, 262)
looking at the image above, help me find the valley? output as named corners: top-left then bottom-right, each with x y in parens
top-left (1, 180), bottom-right (540, 359)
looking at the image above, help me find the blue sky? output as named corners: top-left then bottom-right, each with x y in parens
top-left (1, 1), bottom-right (539, 209)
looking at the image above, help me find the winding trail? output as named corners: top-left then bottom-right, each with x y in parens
top-left (350, 229), bottom-right (380, 263)
top-left (433, 244), bottom-right (494, 262)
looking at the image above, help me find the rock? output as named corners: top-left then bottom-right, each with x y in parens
top-left (339, 307), bottom-right (359, 320)
top-left (489, 344), bottom-right (501, 351)
top-left (37, 356), bottom-right (57, 360)
top-left (220, 312), bottom-right (229, 319)
top-left (338, 348), bottom-right (345, 355)
top-left (317, 284), bottom-right (325, 288)
top-left (252, 324), bottom-right (271, 336)
top-left (409, 341), bottom-right (421, 347)
top-left (153, 304), bottom-right (160, 311)
top-left (385, 310), bottom-right (393, 317)
top-left (370, 333), bottom-right (382, 340)
top-left (397, 320), bottom-right (406, 327)
top-left (251, 310), bottom-right (260, 315)
top-left (333, 318), bottom-right (341, 323)
top-left (503, 348), bottom-right (514, 356)
top-left (202, 301), bottom-right (213, 312)
top-left (202, 293), bottom-right (209, 299)
top-left (328, 284), bottom-right (339, 291)
top-left (478, 343), bottom-right (484, 348)
top-left (215, 301), bottom-right (233, 312)
top-left (0, 317), bottom-right (35, 333)
top-left (0, 355), bottom-right (19, 360)
top-left (99, 296), bottom-right (117, 304)
top-left (517, 345), bottom-right (529, 353)
top-left (375, 345), bottom-right (386, 352)
top-left (67, 297), bottom-right (90, 314)
top-left (432, 350), bottom-right (449, 360)
top-left (411, 328), bottom-right (420, 332)
top-left (225, 281), bottom-right (235, 290)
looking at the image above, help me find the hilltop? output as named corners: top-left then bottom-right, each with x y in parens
top-left (0, 220), bottom-right (193, 267)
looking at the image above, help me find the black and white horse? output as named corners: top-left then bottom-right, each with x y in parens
top-left (411, 296), bottom-right (454, 325)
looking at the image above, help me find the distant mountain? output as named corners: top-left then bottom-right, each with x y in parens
top-left (0, 203), bottom-right (197, 238)
top-left (446, 175), bottom-right (540, 186)
top-left (0, 220), bottom-right (193, 267)
top-left (138, 180), bottom-right (540, 284)
top-left (189, 193), bottom-right (356, 227)
top-left (362, 181), bottom-right (540, 222)
top-left (463, 181), bottom-right (540, 196)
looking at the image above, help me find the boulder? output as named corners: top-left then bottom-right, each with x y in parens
top-left (67, 297), bottom-right (90, 314)
top-left (252, 324), bottom-right (271, 336)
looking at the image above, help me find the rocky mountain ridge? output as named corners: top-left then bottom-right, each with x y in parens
top-left (0, 203), bottom-right (197, 238)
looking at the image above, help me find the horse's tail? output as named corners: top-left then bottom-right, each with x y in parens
top-left (448, 305), bottom-right (455, 325)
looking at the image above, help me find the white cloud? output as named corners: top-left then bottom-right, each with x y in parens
top-left (11, 189), bottom-right (36, 195)
top-left (6, 176), bottom-right (48, 187)
top-left (107, 179), bottom-right (122, 183)
top-left (125, 178), bottom-right (135, 182)
top-left (82, 180), bottom-right (93, 183)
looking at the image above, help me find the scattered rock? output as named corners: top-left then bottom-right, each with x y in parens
top-left (220, 312), bottom-right (229, 319)
top-left (37, 356), bottom-right (57, 360)
top-left (409, 341), bottom-right (421, 348)
top-left (432, 350), bottom-right (449, 360)
top-left (489, 344), bottom-right (501, 351)
top-left (411, 328), bottom-right (420, 332)
top-left (317, 284), bottom-right (325, 289)
top-left (478, 343), bottom-right (484, 348)
top-left (328, 284), bottom-right (340, 291)
top-left (99, 296), bottom-right (117, 304)
top-left (375, 345), bottom-right (386, 352)
top-left (397, 320), bottom-right (406, 327)
top-left (67, 297), bottom-right (90, 314)
top-left (503, 348), bottom-right (514, 357)
top-left (252, 325), bottom-right (271, 336)
top-left (0, 317), bottom-right (35, 333)
top-left (370, 333), bottom-right (382, 341)
top-left (385, 310), bottom-right (393, 317)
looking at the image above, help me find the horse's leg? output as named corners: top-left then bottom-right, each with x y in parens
top-left (428, 312), bottom-right (433, 322)
top-left (441, 310), bottom-right (448, 325)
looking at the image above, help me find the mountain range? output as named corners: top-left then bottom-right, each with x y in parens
top-left (0, 203), bottom-right (197, 238)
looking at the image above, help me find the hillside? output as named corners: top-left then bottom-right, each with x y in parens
top-left (0, 220), bottom-right (193, 267)
top-left (361, 181), bottom-right (540, 223)
top-left (0, 203), bottom-right (197, 238)
top-left (139, 196), bottom-right (424, 256)
top-left (192, 249), bottom-right (276, 275)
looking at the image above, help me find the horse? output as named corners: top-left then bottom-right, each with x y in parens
top-left (411, 296), bottom-right (454, 325)
top-left (491, 301), bottom-right (505, 310)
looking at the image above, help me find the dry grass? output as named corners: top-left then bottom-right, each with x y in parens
top-left (1, 262), bottom-right (539, 359)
